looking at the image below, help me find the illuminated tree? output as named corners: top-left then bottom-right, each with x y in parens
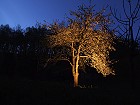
top-left (45, 4), bottom-right (115, 87)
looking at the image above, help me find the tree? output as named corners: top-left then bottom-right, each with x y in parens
top-left (0, 24), bottom-right (13, 53)
top-left (110, 0), bottom-right (140, 89)
top-left (25, 24), bottom-right (47, 51)
top-left (45, 4), bottom-right (115, 87)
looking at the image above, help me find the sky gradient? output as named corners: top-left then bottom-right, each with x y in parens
top-left (0, 0), bottom-right (138, 29)
top-left (0, 0), bottom-right (122, 28)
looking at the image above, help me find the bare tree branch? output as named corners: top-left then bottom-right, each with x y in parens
top-left (110, 7), bottom-right (129, 25)
top-left (133, 0), bottom-right (140, 19)
top-left (135, 26), bottom-right (140, 41)
top-left (123, 0), bottom-right (130, 19)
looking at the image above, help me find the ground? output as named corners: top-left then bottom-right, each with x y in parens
top-left (0, 75), bottom-right (139, 105)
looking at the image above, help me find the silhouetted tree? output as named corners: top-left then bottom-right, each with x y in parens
top-left (0, 24), bottom-right (13, 53)
top-left (25, 23), bottom-right (47, 54)
top-left (12, 25), bottom-right (24, 54)
top-left (110, 0), bottom-right (140, 89)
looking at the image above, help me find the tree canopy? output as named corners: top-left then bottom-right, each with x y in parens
top-left (45, 4), bottom-right (116, 86)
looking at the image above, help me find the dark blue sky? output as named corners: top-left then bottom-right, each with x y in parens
top-left (0, 0), bottom-right (138, 29)
top-left (0, 0), bottom-right (123, 28)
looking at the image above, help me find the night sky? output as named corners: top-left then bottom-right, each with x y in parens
top-left (0, 0), bottom-right (138, 29)
top-left (0, 0), bottom-right (122, 28)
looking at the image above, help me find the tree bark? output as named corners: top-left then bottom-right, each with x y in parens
top-left (71, 42), bottom-right (75, 76)
top-left (71, 42), bottom-right (77, 87)
top-left (71, 42), bottom-right (81, 87)
top-left (74, 72), bottom-right (79, 87)
top-left (74, 46), bottom-right (80, 87)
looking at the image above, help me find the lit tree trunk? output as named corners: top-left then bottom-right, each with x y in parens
top-left (71, 42), bottom-right (80, 87)
top-left (74, 46), bottom-right (80, 87)
top-left (71, 42), bottom-right (75, 74)
top-left (74, 57), bottom-right (80, 87)
top-left (74, 72), bottom-right (79, 87)
top-left (71, 42), bottom-right (76, 87)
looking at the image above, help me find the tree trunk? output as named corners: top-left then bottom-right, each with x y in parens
top-left (129, 26), bottom-right (135, 90)
top-left (74, 72), bottom-right (79, 87)
top-left (74, 46), bottom-right (80, 87)
top-left (71, 42), bottom-right (80, 87)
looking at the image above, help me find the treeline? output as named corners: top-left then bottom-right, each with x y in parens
top-left (0, 24), bottom-right (50, 78)
top-left (0, 24), bottom-right (140, 83)
top-left (0, 24), bottom-right (48, 54)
